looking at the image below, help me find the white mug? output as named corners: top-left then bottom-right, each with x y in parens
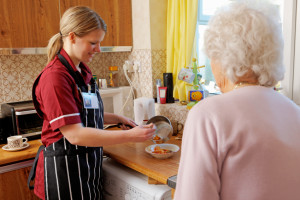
top-left (7, 136), bottom-right (28, 149)
top-left (178, 68), bottom-right (195, 84)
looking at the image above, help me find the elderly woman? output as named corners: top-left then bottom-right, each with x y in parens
top-left (174, 1), bottom-right (300, 200)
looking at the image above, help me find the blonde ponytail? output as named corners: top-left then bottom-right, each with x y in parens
top-left (47, 33), bottom-right (63, 64)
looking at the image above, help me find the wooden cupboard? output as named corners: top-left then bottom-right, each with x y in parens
top-left (0, 0), bottom-right (132, 48)
top-left (0, 0), bottom-right (59, 48)
top-left (0, 161), bottom-right (39, 200)
top-left (0, 140), bottom-right (44, 199)
top-left (60, 0), bottom-right (132, 47)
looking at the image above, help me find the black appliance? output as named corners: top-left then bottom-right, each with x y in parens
top-left (163, 73), bottom-right (174, 103)
top-left (0, 100), bottom-right (42, 144)
top-left (0, 115), bottom-right (8, 144)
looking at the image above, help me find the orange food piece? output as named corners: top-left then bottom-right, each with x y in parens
top-left (153, 135), bottom-right (161, 140)
top-left (152, 146), bottom-right (172, 154)
top-left (153, 140), bottom-right (163, 144)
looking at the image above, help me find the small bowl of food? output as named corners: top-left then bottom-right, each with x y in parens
top-left (145, 144), bottom-right (180, 159)
top-left (152, 134), bottom-right (163, 144)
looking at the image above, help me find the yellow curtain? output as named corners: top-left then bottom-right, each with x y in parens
top-left (166, 0), bottom-right (198, 101)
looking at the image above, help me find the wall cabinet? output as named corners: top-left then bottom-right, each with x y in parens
top-left (60, 0), bottom-right (132, 47)
top-left (0, 0), bottom-right (132, 48)
top-left (0, 0), bottom-right (59, 48)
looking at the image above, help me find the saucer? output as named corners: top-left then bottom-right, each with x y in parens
top-left (2, 143), bottom-right (30, 152)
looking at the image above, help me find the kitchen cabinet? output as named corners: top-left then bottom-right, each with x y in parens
top-left (60, 0), bottom-right (132, 46)
top-left (0, 0), bottom-right (132, 48)
top-left (0, 140), bottom-right (42, 199)
top-left (0, 160), bottom-right (39, 200)
top-left (0, 0), bottom-right (59, 48)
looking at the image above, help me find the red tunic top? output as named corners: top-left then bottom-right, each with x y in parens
top-left (33, 49), bottom-right (93, 199)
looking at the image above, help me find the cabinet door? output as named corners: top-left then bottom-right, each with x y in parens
top-left (59, 0), bottom-right (133, 46)
top-left (0, 0), bottom-right (132, 48)
top-left (0, 165), bottom-right (39, 200)
top-left (0, 0), bottom-right (60, 48)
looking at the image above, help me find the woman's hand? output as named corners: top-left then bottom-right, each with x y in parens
top-left (118, 115), bottom-right (137, 130)
top-left (127, 123), bottom-right (156, 142)
top-left (104, 112), bottom-right (137, 129)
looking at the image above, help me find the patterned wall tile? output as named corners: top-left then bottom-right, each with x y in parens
top-left (152, 49), bottom-right (167, 98)
top-left (131, 49), bottom-right (153, 98)
top-left (88, 53), bottom-right (111, 82)
top-left (0, 49), bottom-right (167, 117)
top-left (0, 56), bottom-right (4, 105)
top-left (2, 55), bottom-right (22, 103)
top-left (0, 53), bottom-right (132, 104)
top-left (155, 102), bottom-right (189, 125)
top-left (108, 52), bottom-right (133, 86)
top-left (88, 52), bottom-right (132, 87)
top-left (0, 55), bottom-right (43, 105)
top-left (19, 55), bottom-right (47, 100)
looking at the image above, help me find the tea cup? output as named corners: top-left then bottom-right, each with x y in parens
top-left (7, 136), bottom-right (28, 149)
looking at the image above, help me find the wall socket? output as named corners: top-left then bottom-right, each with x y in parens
top-left (123, 60), bottom-right (141, 72)
top-left (133, 61), bottom-right (141, 72)
top-left (124, 60), bottom-right (134, 72)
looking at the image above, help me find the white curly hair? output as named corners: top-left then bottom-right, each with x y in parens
top-left (204, 0), bottom-right (285, 87)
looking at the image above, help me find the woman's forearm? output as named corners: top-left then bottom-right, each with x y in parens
top-left (60, 123), bottom-right (154, 147)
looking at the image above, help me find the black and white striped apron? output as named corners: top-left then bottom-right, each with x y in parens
top-left (30, 53), bottom-right (105, 200)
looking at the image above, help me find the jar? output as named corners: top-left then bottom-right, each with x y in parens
top-left (108, 66), bottom-right (119, 87)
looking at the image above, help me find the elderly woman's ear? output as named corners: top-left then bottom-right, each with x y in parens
top-left (210, 59), bottom-right (235, 93)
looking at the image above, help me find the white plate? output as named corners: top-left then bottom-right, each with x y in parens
top-left (145, 144), bottom-right (180, 159)
top-left (2, 143), bottom-right (30, 152)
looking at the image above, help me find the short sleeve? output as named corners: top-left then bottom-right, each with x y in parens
top-left (38, 69), bottom-right (81, 131)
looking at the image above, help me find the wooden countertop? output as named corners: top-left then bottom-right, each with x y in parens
top-left (0, 133), bottom-right (182, 188)
top-left (0, 140), bottom-right (42, 166)
top-left (103, 137), bottom-right (181, 185)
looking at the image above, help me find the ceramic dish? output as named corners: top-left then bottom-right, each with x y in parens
top-left (145, 144), bottom-right (180, 159)
top-left (147, 116), bottom-right (173, 143)
top-left (2, 143), bottom-right (30, 152)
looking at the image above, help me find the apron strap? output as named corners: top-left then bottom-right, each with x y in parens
top-left (27, 145), bottom-right (45, 190)
top-left (32, 74), bottom-right (45, 119)
top-left (57, 53), bottom-right (87, 88)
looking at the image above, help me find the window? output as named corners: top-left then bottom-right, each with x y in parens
top-left (292, 1), bottom-right (300, 105)
top-left (198, 0), bottom-right (230, 25)
top-left (196, 0), bottom-right (232, 91)
top-left (281, 0), bottom-right (300, 105)
top-left (196, 0), bottom-right (289, 97)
